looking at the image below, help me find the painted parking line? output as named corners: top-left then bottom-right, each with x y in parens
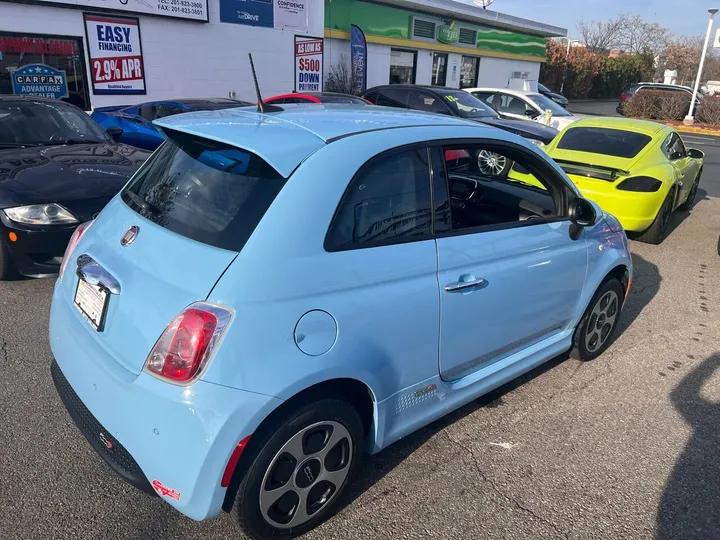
top-left (682, 135), bottom-right (716, 142)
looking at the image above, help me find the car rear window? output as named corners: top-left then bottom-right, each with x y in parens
top-left (556, 127), bottom-right (652, 158)
top-left (121, 130), bottom-right (285, 252)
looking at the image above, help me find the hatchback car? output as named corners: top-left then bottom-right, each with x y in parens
top-left (50, 105), bottom-right (632, 540)
top-left (92, 98), bottom-right (252, 150)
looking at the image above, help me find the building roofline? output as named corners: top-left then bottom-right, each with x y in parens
top-left (371, 0), bottom-right (568, 37)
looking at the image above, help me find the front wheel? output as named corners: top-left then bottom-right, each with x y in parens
top-left (233, 399), bottom-right (364, 540)
top-left (571, 278), bottom-right (624, 361)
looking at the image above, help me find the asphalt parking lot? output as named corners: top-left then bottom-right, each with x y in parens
top-left (1, 134), bottom-right (720, 540)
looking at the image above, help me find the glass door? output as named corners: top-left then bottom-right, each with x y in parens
top-left (460, 56), bottom-right (479, 89)
top-left (431, 53), bottom-right (448, 86)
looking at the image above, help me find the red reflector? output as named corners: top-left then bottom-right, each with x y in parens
top-left (620, 94), bottom-right (628, 100)
top-left (221, 435), bottom-right (252, 488)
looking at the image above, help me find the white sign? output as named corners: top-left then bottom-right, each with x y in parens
top-left (84, 14), bottom-right (146, 95)
top-left (715, 28), bottom-right (720, 48)
top-left (39, 0), bottom-right (208, 22)
top-left (274, 0), bottom-right (308, 31)
top-left (295, 36), bottom-right (323, 92)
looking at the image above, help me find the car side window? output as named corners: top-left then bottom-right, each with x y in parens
top-left (437, 144), bottom-right (563, 232)
top-left (375, 88), bottom-right (408, 108)
top-left (667, 133), bottom-right (686, 159)
top-left (408, 91), bottom-right (452, 115)
top-left (497, 94), bottom-right (533, 116)
top-left (471, 92), bottom-right (495, 106)
top-left (325, 147), bottom-right (433, 250)
top-left (154, 104), bottom-right (185, 119)
top-left (138, 105), bottom-right (157, 121)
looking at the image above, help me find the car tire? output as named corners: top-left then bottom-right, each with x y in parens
top-left (232, 398), bottom-right (364, 540)
top-left (677, 168), bottom-right (702, 212)
top-left (571, 278), bottom-right (624, 361)
top-left (0, 238), bottom-right (16, 280)
top-left (635, 187), bottom-right (675, 245)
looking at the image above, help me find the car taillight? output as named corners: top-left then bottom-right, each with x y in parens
top-left (620, 94), bottom-right (628, 100)
top-left (145, 302), bottom-right (233, 383)
top-left (59, 220), bottom-right (93, 279)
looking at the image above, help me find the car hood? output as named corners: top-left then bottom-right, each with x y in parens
top-left (476, 116), bottom-right (559, 144)
top-left (544, 115), bottom-right (581, 132)
top-left (0, 143), bottom-right (150, 208)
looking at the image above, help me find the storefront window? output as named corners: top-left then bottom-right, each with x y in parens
top-left (0, 32), bottom-right (91, 110)
top-left (460, 56), bottom-right (479, 89)
top-left (389, 49), bottom-right (416, 84)
top-left (431, 53), bottom-right (447, 86)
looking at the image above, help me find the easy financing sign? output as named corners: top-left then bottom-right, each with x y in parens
top-left (294, 36), bottom-right (323, 92)
top-left (84, 14), bottom-right (146, 95)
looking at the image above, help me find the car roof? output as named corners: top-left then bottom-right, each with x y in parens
top-left (464, 87), bottom-right (538, 98)
top-left (367, 85), bottom-right (466, 94)
top-left (155, 105), bottom-right (488, 177)
top-left (560, 117), bottom-right (670, 137)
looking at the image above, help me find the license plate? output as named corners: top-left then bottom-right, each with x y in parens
top-left (74, 279), bottom-right (109, 331)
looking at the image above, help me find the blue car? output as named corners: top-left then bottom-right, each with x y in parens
top-left (50, 105), bottom-right (632, 539)
top-left (91, 98), bottom-right (251, 150)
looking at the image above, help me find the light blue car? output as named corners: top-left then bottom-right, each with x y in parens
top-left (49, 105), bottom-right (632, 539)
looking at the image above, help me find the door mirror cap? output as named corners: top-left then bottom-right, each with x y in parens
top-left (571, 198), bottom-right (598, 227)
top-left (688, 148), bottom-right (704, 159)
top-left (106, 126), bottom-right (124, 142)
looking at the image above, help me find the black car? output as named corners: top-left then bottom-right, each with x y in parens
top-left (0, 97), bottom-right (151, 279)
top-left (537, 83), bottom-right (569, 108)
top-left (362, 85), bottom-right (558, 144)
top-left (617, 83), bottom-right (702, 115)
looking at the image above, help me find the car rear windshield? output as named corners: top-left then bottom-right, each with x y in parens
top-left (121, 130), bottom-right (286, 252)
top-left (556, 127), bottom-right (652, 158)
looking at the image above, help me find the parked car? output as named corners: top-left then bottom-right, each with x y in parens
top-left (362, 85), bottom-right (558, 175)
top-left (91, 98), bottom-right (252, 150)
top-left (50, 105), bottom-right (631, 540)
top-left (537, 83), bottom-right (569, 108)
top-left (465, 87), bottom-right (581, 131)
top-left (617, 83), bottom-right (702, 116)
top-left (508, 117), bottom-right (703, 244)
top-left (0, 96), bottom-right (150, 279)
top-left (265, 92), bottom-right (371, 105)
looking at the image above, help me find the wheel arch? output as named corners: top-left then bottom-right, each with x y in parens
top-left (221, 377), bottom-right (377, 511)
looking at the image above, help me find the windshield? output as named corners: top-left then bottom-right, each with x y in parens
top-left (537, 83), bottom-right (551, 93)
top-left (0, 100), bottom-right (109, 147)
top-left (556, 127), bottom-right (652, 158)
top-left (528, 94), bottom-right (572, 116)
top-left (439, 91), bottom-right (495, 118)
top-left (122, 131), bottom-right (286, 251)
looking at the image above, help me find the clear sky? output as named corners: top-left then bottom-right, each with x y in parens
top-left (495, 0), bottom-right (719, 39)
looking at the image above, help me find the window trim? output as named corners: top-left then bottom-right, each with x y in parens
top-left (429, 138), bottom-right (575, 239)
top-left (323, 142), bottom-right (437, 253)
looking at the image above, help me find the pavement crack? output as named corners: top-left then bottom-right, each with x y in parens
top-left (444, 431), bottom-right (569, 540)
top-left (0, 341), bottom-right (7, 363)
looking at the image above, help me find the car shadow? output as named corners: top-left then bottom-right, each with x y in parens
top-left (656, 354), bottom-right (720, 540)
top-left (664, 187), bottom-right (710, 238)
top-left (337, 253), bottom-right (660, 517)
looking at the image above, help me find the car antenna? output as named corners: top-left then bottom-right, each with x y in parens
top-left (249, 53), bottom-right (282, 113)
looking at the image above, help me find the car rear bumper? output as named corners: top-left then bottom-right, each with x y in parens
top-left (49, 281), bottom-right (282, 520)
top-left (571, 182), bottom-right (663, 233)
top-left (0, 214), bottom-right (75, 276)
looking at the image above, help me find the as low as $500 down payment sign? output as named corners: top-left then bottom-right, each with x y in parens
top-left (84, 14), bottom-right (146, 95)
top-left (295, 37), bottom-right (323, 92)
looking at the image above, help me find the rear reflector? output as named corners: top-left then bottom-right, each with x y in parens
top-left (620, 94), bottom-right (628, 100)
top-left (59, 220), bottom-right (93, 279)
top-left (221, 435), bottom-right (252, 488)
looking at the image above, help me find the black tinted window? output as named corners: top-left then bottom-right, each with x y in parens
top-left (374, 88), bottom-right (408, 108)
top-left (556, 127), bottom-right (652, 158)
top-left (326, 148), bottom-right (432, 250)
top-left (408, 91), bottom-right (451, 114)
top-left (122, 131), bottom-right (285, 252)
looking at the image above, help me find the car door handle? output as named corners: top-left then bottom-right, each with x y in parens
top-left (444, 279), bottom-right (486, 292)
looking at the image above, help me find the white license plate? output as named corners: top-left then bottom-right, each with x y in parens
top-left (74, 279), bottom-right (109, 331)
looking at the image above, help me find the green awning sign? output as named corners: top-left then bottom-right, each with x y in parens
top-left (437, 23), bottom-right (459, 44)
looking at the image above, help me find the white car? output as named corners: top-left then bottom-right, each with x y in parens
top-left (464, 87), bottom-right (581, 132)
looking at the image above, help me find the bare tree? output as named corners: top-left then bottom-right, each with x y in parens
top-left (576, 16), bottom-right (628, 53)
top-left (657, 35), bottom-right (711, 86)
top-left (617, 14), bottom-right (670, 57)
top-left (324, 55), bottom-right (359, 95)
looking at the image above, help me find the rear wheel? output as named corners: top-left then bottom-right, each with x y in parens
top-left (678, 168), bottom-right (702, 211)
top-left (233, 399), bottom-right (364, 540)
top-left (635, 188), bottom-right (675, 245)
top-left (571, 278), bottom-right (624, 361)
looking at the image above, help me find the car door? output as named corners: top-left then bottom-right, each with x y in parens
top-left (495, 92), bottom-right (539, 121)
top-left (665, 132), bottom-right (700, 203)
top-left (433, 142), bottom-right (588, 381)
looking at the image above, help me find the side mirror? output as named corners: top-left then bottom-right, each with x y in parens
top-left (688, 148), bottom-right (704, 159)
top-left (525, 109), bottom-right (539, 118)
top-left (570, 198), bottom-right (597, 227)
top-left (106, 126), bottom-right (124, 142)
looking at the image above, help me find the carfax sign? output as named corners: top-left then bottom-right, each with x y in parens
top-left (294, 36), bottom-right (323, 92)
top-left (84, 14), bottom-right (147, 95)
top-left (11, 64), bottom-right (69, 99)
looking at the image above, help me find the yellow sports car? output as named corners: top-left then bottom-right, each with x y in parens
top-left (508, 117), bottom-right (704, 244)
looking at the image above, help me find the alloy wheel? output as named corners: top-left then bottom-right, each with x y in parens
top-left (585, 290), bottom-right (619, 353)
top-left (259, 421), bottom-right (353, 529)
top-left (476, 150), bottom-right (507, 176)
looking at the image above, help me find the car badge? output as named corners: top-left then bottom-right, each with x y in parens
top-left (121, 226), bottom-right (139, 246)
top-left (99, 431), bottom-right (113, 449)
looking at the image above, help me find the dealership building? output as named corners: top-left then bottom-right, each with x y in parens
top-left (0, 0), bottom-right (565, 111)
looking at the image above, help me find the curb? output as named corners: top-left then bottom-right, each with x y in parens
top-left (669, 125), bottom-right (720, 136)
